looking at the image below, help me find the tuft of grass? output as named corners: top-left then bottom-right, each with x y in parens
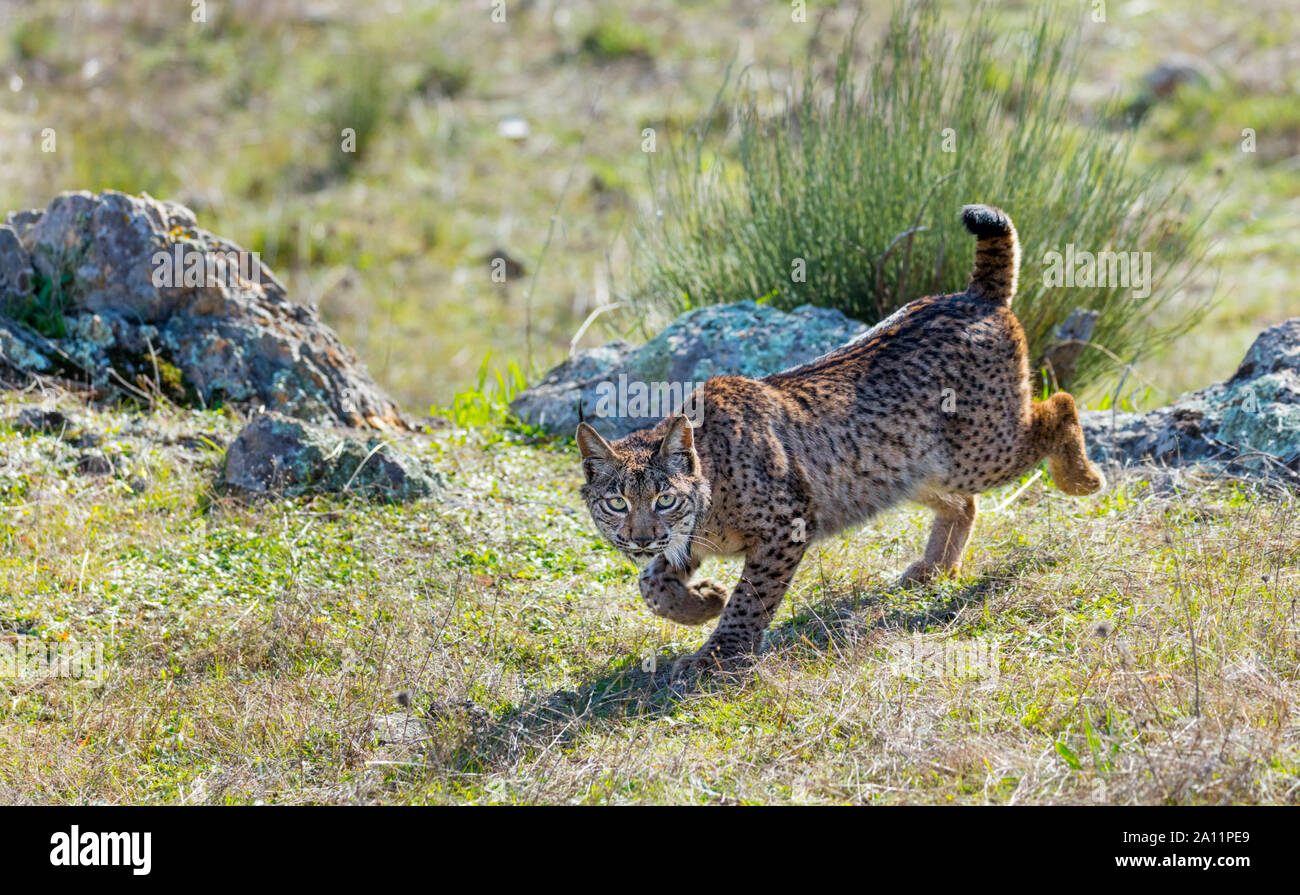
top-left (10, 14), bottom-right (57, 62)
top-left (414, 54), bottom-right (472, 99)
top-left (631, 2), bottom-right (1215, 392)
top-left (5, 269), bottom-right (71, 339)
top-left (320, 51), bottom-right (394, 176)
top-left (579, 13), bottom-right (655, 63)
top-left (430, 354), bottom-right (529, 432)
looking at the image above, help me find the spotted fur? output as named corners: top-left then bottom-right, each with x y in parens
top-left (577, 204), bottom-right (1105, 672)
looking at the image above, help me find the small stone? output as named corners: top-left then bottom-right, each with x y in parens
top-left (0, 225), bottom-right (33, 305)
top-left (367, 712), bottom-right (428, 747)
top-left (220, 412), bottom-right (440, 501)
top-left (1143, 57), bottom-right (1209, 99)
top-left (75, 454), bottom-right (114, 476)
top-left (497, 116), bottom-right (530, 141)
top-left (485, 247), bottom-right (526, 280)
top-left (11, 406), bottom-right (71, 435)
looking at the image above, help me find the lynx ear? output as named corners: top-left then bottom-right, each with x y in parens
top-left (657, 414), bottom-right (698, 473)
top-left (576, 422), bottom-right (614, 482)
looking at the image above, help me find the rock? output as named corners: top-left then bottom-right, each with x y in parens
top-left (0, 318), bottom-right (52, 375)
top-left (1125, 56), bottom-right (1214, 123)
top-left (1081, 319), bottom-right (1300, 480)
top-left (0, 225), bottom-right (33, 307)
top-left (427, 698), bottom-right (490, 726)
top-left (75, 453), bottom-right (114, 476)
top-left (9, 406), bottom-right (71, 435)
top-left (511, 300), bottom-right (868, 438)
top-left (0, 190), bottom-right (405, 429)
top-left (1230, 320), bottom-right (1300, 381)
top-left (1143, 56), bottom-right (1210, 99)
top-left (1040, 308), bottom-right (1099, 387)
top-left (485, 247), bottom-right (526, 280)
top-left (220, 412), bottom-right (440, 501)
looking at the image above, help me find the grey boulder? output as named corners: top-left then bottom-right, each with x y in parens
top-left (1081, 318), bottom-right (1300, 479)
top-left (511, 300), bottom-right (868, 439)
top-left (0, 190), bottom-right (406, 430)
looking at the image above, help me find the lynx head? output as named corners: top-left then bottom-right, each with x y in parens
top-left (576, 413), bottom-right (709, 569)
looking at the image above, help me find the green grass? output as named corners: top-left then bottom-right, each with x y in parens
top-left (429, 353), bottom-right (529, 432)
top-left (0, 0), bottom-right (1297, 805)
top-left (5, 269), bottom-right (71, 339)
top-left (1, 393), bottom-right (1297, 804)
top-left (631, 2), bottom-right (1215, 392)
top-left (1, 0), bottom-right (1294, 409)
top-left (579, 12), bottom-right (657, 63)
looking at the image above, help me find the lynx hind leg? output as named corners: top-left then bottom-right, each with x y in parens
top-left (1032, 393), bottom-right (1106, 496)
top-left (899, 493), bottom-right (977, 585)
top-left (639, 555), bottom-right (726, 626)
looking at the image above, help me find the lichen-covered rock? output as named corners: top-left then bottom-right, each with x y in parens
top-left (0, 319), bottom-right (53, 376)
top-left (1081, 318), bottom-right (1300, 479)
top-left (0, 190), bottom-right (406, 430)
top-left (0, 225), bottom-right (33, 307)
top-left (511, 300), bottom-right (868, 438)
top-left (221, 412), bottom-right (440, 501)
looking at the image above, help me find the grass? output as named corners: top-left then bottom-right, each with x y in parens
top-left (579, 12), bottom-right (657, 63)
top-left (429, 353), bottom-right (530, 432)
top-left (0, 0), bottom-right (1297, 805)
top-left (5, 269), bottom-right (71, 339)
top-left (631, 2), bottom-right (1214, 393)
top-left (0, 0), bottom-right (1294, 407)
top-left (1, 391), bottom-right (1297, 804)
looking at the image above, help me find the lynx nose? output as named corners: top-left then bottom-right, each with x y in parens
top-left (630, 536), bottom-right (656, 548)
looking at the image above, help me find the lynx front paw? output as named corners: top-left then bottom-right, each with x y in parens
top-left (640, 571), bottom-right (726, 626)
top-left (671, 631), bottom-right (758, 679)
top-left (690, 579), bottom-right (728, 617)
top-left (1074, 461), bottom-right (1106, 495)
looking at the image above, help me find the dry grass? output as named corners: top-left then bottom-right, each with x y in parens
top-left (0, 0), bottom-right (1297, 807)
top-left (1, 390), bottom-right (1296, 804)
top-left (1, 0), bottom-right (1295, 409)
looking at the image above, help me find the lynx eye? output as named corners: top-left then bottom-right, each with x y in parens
top-left (654, 493), bottom-right (677, 510)
top-left (604, 496), bottom-right (628, 512)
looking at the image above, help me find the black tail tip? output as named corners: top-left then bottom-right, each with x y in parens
top-left (961, 204), bottom-right (1013, 238)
